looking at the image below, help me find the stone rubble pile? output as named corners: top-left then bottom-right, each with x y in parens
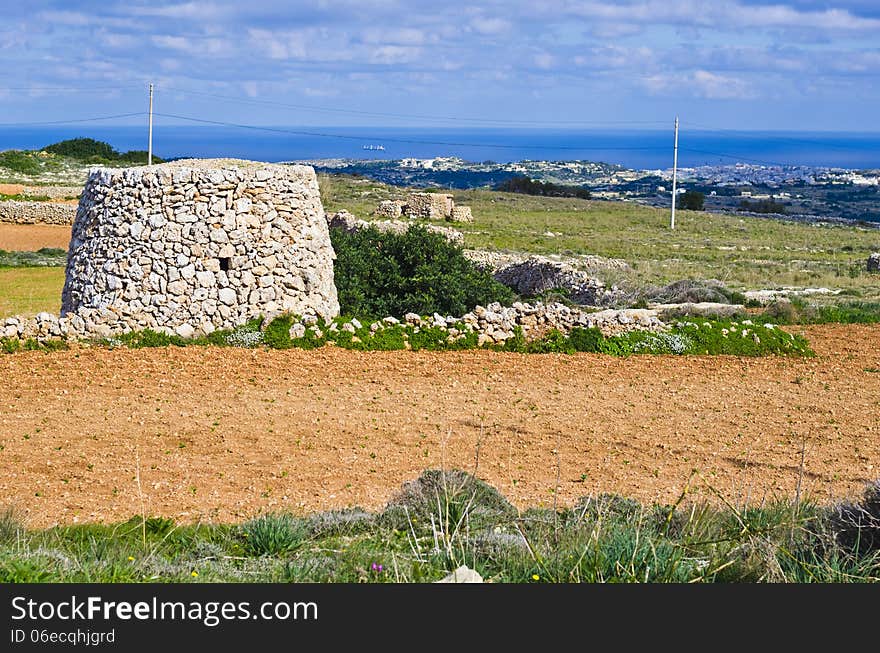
top-left (291, 301), bottom-right (666, 347)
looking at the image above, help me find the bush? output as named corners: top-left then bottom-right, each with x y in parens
top-left (677, 190), bottom-right (705, 211)
top-left (240, 514), bottom-right (309, 556)
top-left (40, 138), bottom-right (163, 165)
top-left (495, 175), bottom-right (591, 199)
top-left (828, 481), bottom-right (880, 556)
top-left (382, 469), bottom-right (517, 531)
top-left (0, 150), bottom-right (42, 174)
top-left (331, 225), bottom-right (514, 318)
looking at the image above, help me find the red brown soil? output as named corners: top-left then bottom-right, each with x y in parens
top-left (0, 324), bottom-right (878, 527)
top-left (0, 224), bottom-right (71, 251)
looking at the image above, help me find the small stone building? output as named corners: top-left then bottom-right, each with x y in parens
top-left (405, 192), bottom-right (454, 219)
top-left (61, 159), bottom-right (339, 337)
top-left (373, 192), bottom-right (473, 223)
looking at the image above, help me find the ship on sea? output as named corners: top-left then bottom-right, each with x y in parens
top-left (362, 144), bottom-right (386, 151)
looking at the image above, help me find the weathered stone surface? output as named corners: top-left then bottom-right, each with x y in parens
top-left (374, 199), bottom-right (404, 219)
top-left (59, 159), bottom-right (339, 337)
top-left (0, 200), bottom-right (76, 225)
top-left (404, 192), bottom-right (454, 219)
top-left (450, 205), bottom-right (473, 223)
top-left (487, 254), bottom-right (625, 306)
top-left (435, 565), bottom-right (484, 583)
top-left (327, 211), bottom-right (463, 244)
top-left (651, 302), bottom-right (747, 319)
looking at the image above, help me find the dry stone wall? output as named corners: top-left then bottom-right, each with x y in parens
top-left (60, 159), bottom-right (339, 337)
top-left (327, 210), bottom-right (463, 243)
top-left (0, 200), bottom-right (76, 225)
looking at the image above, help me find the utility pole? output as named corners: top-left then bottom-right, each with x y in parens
top-left (148, 83), bottom-right (154, 165)
top-left (670, 115), bottom-right (679, 230)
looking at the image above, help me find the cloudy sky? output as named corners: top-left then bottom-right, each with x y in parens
top-left (2, 0), bottom-right (879, 131)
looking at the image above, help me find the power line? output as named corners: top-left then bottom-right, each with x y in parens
top-left (0, 112), bottom-right (147, 127)
top-left (152, 112), bottom-right (671, 152)
top-left (686, 121), bottom-right (875, 152)
top-left (0, 85), bottom-right (142, 92)
top-left (159, 85), bottom-right (668, 127)
top-left (680, 148), bottom-right (810, 168)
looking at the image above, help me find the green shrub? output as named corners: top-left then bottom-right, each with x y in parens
top-left (118, 329), bottom-right (185, 348)
top-left (262, 315), bottom-right (294, 349)
top-left (568, 327), bottom-right (603, 353)
top-left (0, 150), bottom-right (42, 174)
top-left (331, 225), bottom-right (514, 318)
top-left (382, 469), bottom-right (518, 532)
top-left (40, 138), bottom-right (164, 164)
top-left (241, 514), bottom-right (309, 556)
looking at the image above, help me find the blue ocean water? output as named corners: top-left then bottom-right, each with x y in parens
top-left (1, 125), bottom-right (878, 170)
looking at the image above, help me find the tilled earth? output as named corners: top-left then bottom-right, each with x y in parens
top-left (0, 224), bottom-right (71, 251)
top-left (0, 324), bottom-right (878, 527)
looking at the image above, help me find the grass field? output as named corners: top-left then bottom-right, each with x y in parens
top-left (1, 173), bottom-right (879, 320)
top-left (2, 470), bottom-right (878, 583)
top-left (0, 267), bottom-right (64, 317)
top-left (320, 174), bottom-right (880, 298)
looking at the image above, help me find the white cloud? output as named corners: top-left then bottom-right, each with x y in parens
top-left (533, 52), bottom-right (556, 69)
top-left (369, 45), bottom-right (422, 65)
top-left (247, 28), bottom-right (307, 60)
top-left (470, 17), bottom-right (511, 35)
top-left (557, 0), bottom-right (880, 32)
top-left (129, 2), bottom-right (225, 19)
top-left (361, 28), bottom-right (427, 46)
top-left (691, 70), bottom-right (754, 99)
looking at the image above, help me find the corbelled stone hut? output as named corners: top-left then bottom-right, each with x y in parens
top-left (61, 159), bottom-right (339, 337)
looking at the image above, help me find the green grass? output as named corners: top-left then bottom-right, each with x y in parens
top-left (319, 174), bottom-right (880, 300)
top-left (0, 248), bottom-right (66, 268)
top-left (1, 314), bottom-right (807, 358)
top-left (1, 470), bottom-right (877, 583)
top-left (0, 267), bottom-right (64, 317)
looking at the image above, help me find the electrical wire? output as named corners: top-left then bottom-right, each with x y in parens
top-left (152, 112), bottom-right (670, 152)
top-left (0, 112), bottom-right (147, 127)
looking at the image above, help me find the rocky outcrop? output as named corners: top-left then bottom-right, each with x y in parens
top-left (491, 255), bottom-right (623, 306)
top-left (868, 253), bottom-right (880, 273)
top-left (59, 159), bottom-right (339, 337)
top-left (0, 200), bottom-right (76, 225)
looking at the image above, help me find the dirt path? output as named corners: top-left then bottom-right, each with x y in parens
top-left (0, 324), bottom-right (878, 527)
top-left (0, 224), bottom-right (71, 251)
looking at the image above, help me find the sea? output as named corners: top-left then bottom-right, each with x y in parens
top-left (1, 125), bottom-right (879, 170)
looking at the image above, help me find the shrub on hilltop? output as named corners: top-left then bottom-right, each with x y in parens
top-left (41, 138), bottom-right (163, 164)
top-left (330, 224), bottom-right (515, 317)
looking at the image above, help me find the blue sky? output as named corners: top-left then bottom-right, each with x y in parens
top-left (2, 0), bottom-right (879, 131)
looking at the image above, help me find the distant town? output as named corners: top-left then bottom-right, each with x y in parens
top-left (298, 156), bottom-right (880, 225)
